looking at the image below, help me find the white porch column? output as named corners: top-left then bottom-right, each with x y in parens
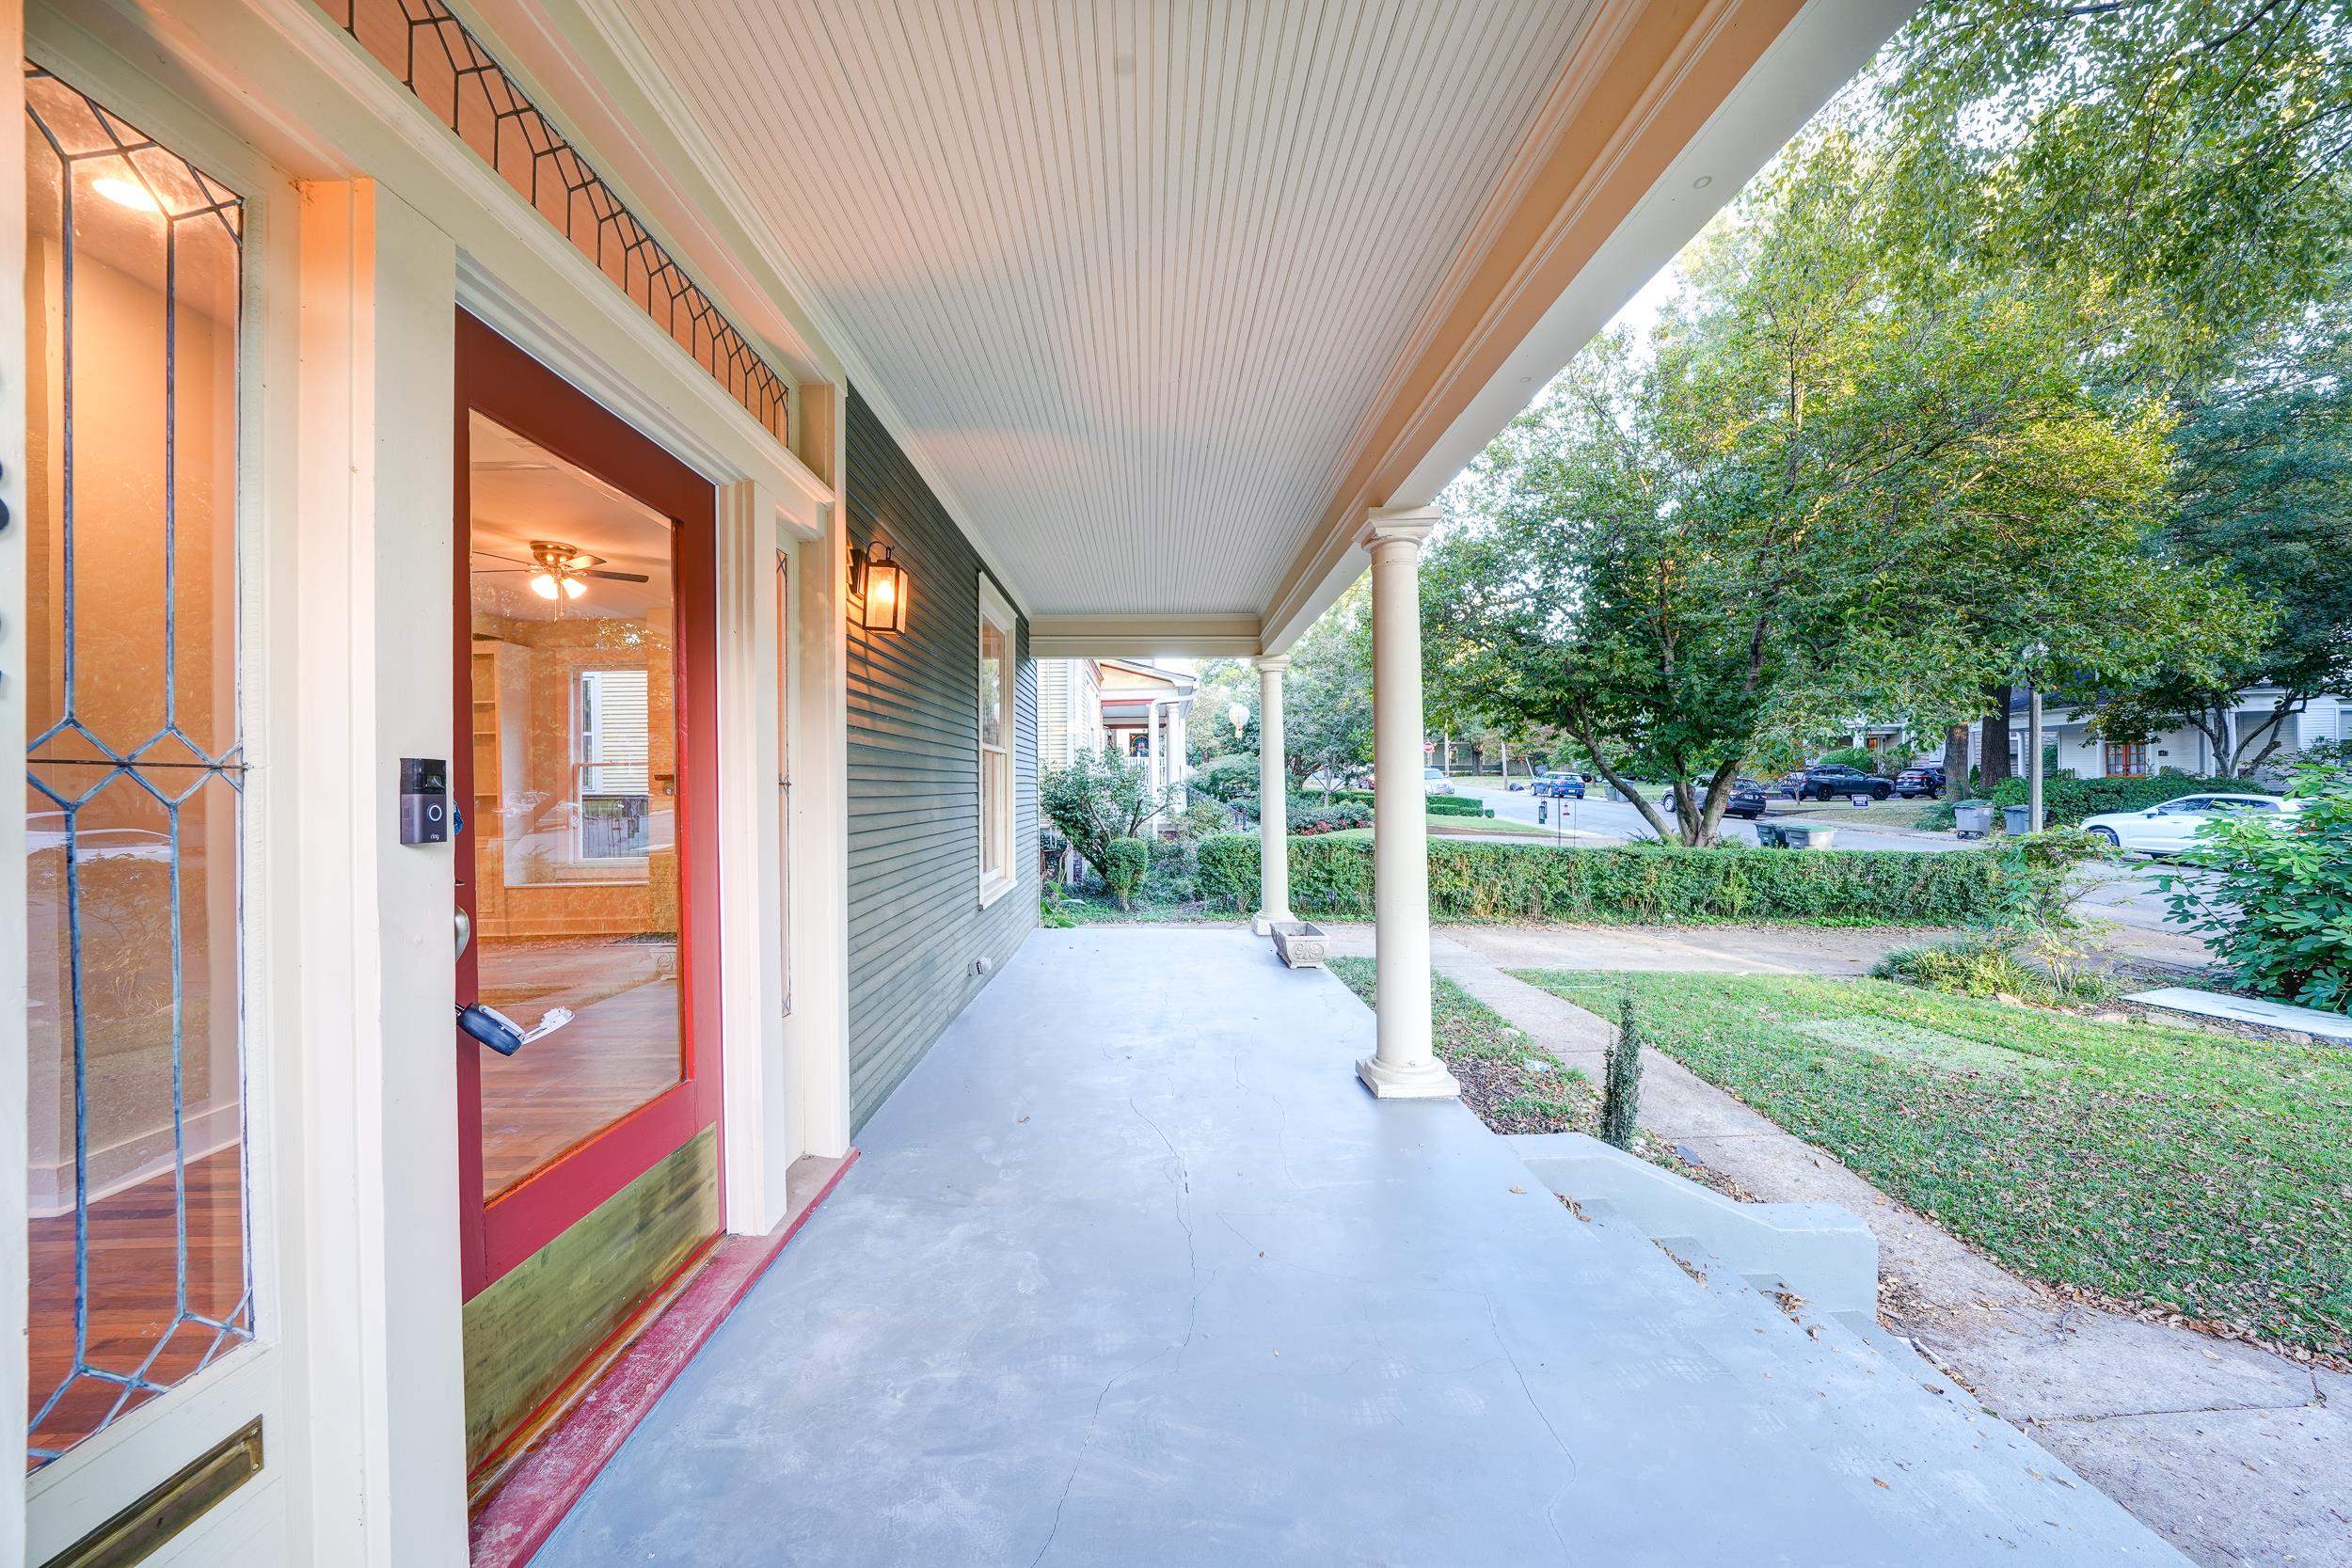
top-left (1146, 699), bottom-right (1164, 819)
top-left (1252, 657), bottom-right (1295, 935)
top-left (1357, 509), bottom-right (1458, 1099)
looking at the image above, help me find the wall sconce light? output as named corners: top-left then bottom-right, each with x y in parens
top-left (853, 540), bottom-right (910, 634)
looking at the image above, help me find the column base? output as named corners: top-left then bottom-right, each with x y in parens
top-left (1355, 1054), bottom-right (1461, 1100)
top-left (1250, 909), bottom-right (1296, 937)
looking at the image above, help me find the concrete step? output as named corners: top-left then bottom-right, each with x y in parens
top-left (1543, 1171), bottom-right (2176, 1561)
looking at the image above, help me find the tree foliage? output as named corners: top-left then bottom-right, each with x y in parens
top-left (1882, 0), bottom-right (2352, 390)
top-left (2090, 289), bottom-right (2352, 768)
top-left (1426, 136), bottom-right (2253, 844)
top-left (1039, 747), bottom-right (1166, 878)
top-left (1283, 578), bottom-right (1376, 790)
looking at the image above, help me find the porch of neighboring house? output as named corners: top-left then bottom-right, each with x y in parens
top-left (530, 927), bottom-right (2182, 1566)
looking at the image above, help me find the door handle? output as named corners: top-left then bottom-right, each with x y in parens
top-left (454, 907), bottom-right (472, 958)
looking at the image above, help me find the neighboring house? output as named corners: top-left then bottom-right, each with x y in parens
top-left (1100, 658), bottom-right (1198, 815)
top-left (1038, 657), bottom-right (1107, 773)
top-left (2001, 686), bottom-right (2348, 780)
top-left (1845, 687), bottom-right (2350, 779)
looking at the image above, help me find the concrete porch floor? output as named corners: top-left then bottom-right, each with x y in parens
top-left (532, 928), bottom-right (2185, 1566)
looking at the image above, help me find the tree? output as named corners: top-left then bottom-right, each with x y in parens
top-left (1883, 0), bottom-right (2352, 394)
top-left (1283, 579), bottom-right (1375, 792)
top-left (1186, 658), bottom-right (1259, 766)
top-left (1039, 748), bottom-right (1167, 879)
top-left (1424, 135), bottom-right (2253, 846)
top-left (2089, 294), bottom-right (2352, 772)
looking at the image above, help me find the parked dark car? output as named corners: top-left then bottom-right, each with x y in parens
top-left (1790, 764), bottom-right (1893, 801)
top-left (1894, 764), bottom-right (1946, 799)
top-left (1658, 779), bottom-right (1770, 819)
top-left (1534, 770), bottom-right (1585, 799)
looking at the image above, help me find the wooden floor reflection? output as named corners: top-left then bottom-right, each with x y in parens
top-left (27, 1145), bottom-right (246, 1464)
top-left (477, 934), bottom-right (684, 1196)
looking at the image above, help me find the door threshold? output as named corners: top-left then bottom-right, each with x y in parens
top-left (468, 1150), bottom-right (859, 1568)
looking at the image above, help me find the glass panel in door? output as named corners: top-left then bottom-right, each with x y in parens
top-left (21, 65), bottom-right (251, 1467)
top-left (466, 412), bottom-right (684, 1198)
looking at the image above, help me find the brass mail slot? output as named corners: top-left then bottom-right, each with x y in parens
top-left (40, 1418), bottom-right (262, 1568)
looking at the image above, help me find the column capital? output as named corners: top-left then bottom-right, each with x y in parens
top-left (1356, 503), bottom-right (1439, 552)
top-left (1252, 655), bottom-right (1293, 673)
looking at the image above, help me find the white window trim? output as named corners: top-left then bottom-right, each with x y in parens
top-left (977, 574), bottom-right (1019, 909)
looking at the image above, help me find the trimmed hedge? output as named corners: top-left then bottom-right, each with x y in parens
top-left (1195, 833), bottom-right (2057, 926)
top-left (1988, 771), bottom-right (2263, 826)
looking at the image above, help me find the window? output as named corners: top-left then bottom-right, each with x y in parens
top-left (2105, 742), bottom-right (2151, 778)
top-left (578, 669), bottom-right (651, 859)
top-left (23, 67), bottom-right (252, 1465)
top-left (977, 577), bottom-right (1018, 905)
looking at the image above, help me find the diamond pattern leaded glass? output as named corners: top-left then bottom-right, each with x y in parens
top-left (24, 65), bottom-right (252, 1468)
top-left (316, 0), bottom-right (792, 442)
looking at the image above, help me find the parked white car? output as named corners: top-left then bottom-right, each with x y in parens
top-left (1422, 767), bottom-right (1455, 796)
top-left (2081, 792), bottom-right (2295, 855)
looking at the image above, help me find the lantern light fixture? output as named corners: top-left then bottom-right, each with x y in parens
top-left (853, 540), bottom-right (910, 634)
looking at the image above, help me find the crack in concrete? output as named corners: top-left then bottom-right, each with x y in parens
top-left (1031, 1102), bottom-right (1210, 1568)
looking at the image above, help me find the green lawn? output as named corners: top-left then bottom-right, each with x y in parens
top-left (1508, 970), bottom-right (2352, 1357)
top-left (1328, 958), bottom-right (1597, 1132)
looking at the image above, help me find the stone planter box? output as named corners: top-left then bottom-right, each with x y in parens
top-left (1270, 921), bottom-right (1328, 970)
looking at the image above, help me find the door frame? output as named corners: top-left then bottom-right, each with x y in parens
top-left (452, 310), bottom-right (723, 1298)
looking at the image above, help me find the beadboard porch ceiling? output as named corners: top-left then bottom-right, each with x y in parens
top-left (515, 0), bottom-right (1915, 645)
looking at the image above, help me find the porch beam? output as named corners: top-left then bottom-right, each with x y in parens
top-left (1355, 510), bottom-right (1458, 1101)
top-left (1251, 657), bottom-right (1295, 937)
top-left (1028, 613), bottom-right (1262, 659)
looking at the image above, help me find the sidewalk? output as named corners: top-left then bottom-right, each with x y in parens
top-left (1320, 928), bottom-right (2350, 1568)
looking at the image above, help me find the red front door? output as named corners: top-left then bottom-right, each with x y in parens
top-left (452, 312), bottom-right (723, 1298)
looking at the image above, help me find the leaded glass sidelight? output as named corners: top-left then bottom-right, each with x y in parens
top-left (23, 65), bottom-right (251, 1467)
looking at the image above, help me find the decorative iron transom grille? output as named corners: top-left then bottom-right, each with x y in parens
top-left (23, 64), bottom-right (254, 1467)
top-left (317, 0), bottom-right (792, 442)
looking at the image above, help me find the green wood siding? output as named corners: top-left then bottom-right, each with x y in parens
top-left (461, 1128), bottom-right (718, 1466)
top-left (846, 390), bottom-right (1037, 1129)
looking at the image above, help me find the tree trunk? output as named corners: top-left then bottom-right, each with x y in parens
top-left (1978, 684), bottom-right (2015, 793)
top-left (1941, 723), bottom-right (1968, 796)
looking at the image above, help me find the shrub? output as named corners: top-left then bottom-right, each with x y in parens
top-left (2164, 755), bottom-right (2352, 1012)
top-left (1819, 746), bottom-right (1883, 774)
top-left (1188, 836), bottom-right (2057, 926)
top-left (1041, 748), bottom-right (1167, 876)
top-left (1198, 833), bottom-right (1260, 911)
top-left (1173, 796), bottom-right (1232, 841)
top-left (1601, 993), bottom-right (1644, 1148)
top-left (1292, 800), bottom-right (1373, 836)
top-left (1988, 769), bottom-right (2261, 827)
top-left (1425, 795), bottom-right (1488, 817)
top-left (1104, 837), bottom-right (1149, 911)
top-left (1188, 752), bottom-right (1259, 803)
top-left (1871, 926), bottom-right (2112, 1006)
top-left (1142, 835), bottom-right (1199, 903)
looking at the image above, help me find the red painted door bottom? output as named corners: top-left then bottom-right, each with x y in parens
top-left (468, 1151), bottom-right (859, 1568)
